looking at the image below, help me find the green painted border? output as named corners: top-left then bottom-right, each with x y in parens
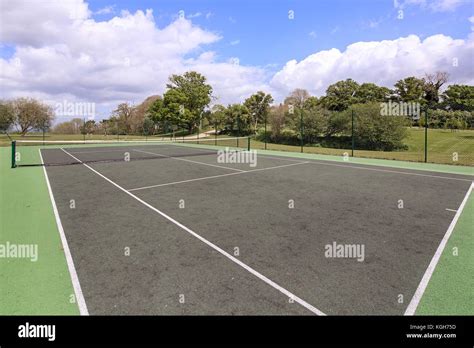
top-left (0, 146), bottom-right (79, 314)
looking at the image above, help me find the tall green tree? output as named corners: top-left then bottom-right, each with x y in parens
top-left (244, 91), bottom-right (274, 133)
top-left (320, 79), bottom-right (359, 111)
top-left (393, 77), bottom-right (425, 103)
top-left (441, 85), bottom-right (474, 111)
top-left (355, 83), bottom-right (391, 103)
top-left (225, 104), bottom-right (251, 134)
top-left (163, 71), bottom-right (213, 132)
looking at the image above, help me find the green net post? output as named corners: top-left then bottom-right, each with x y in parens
top-left (351, 109), bottom-right (355, 157)
top-left (424, 108), bottom-right (428, 163)
top-left (264, 114), bottom-right (267, 150)
top-left (300, 109), bottom-right (304, 153)
top-left (11, 141), bottom-right (16, 168)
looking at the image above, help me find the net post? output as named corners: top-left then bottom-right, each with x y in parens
top-left (351, 109), bottom-right (355, 157)
top-left (247, 137), bottom-right (250, 151)
top-left (11, 141), bottom-right (16, 168)
top-left (424, 108), bottom-right (428, 163)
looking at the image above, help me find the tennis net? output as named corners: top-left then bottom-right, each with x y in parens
top-left (11, 136), bottom-right (250, 167)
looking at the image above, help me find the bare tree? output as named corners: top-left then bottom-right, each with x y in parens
top-left (424, 71), bottom-right (449, 105)
top-left (11, 98), bottom-right (54, 135)
top-left (284, 89), bottom-right (311, 109)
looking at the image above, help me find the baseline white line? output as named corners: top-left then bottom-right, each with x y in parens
top-left (39, 149), bottom-right (89, 315)
top-left (404, 182), bottom-right (473, 315)
top-left (133, 148), bottom-right (246, 172)
top-left (306, 161), bottom-right (472, 182)
top-left (128, 161), bottom-right (309, 191)
top-left (445, 208), bottom-right (457, 213)
top-left (60, 148), bottom-right (323, 315)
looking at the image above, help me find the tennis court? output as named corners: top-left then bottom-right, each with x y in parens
top-left (13, 138), bottom-right (473, 315)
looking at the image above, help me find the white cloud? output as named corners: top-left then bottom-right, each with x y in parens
top-left (398, 0), bottom-right (465, 11)
top-left (188, 12), bottom-right (202, 19)
top-left (0, 0), bottom-right (271, 111)
top-left (94, 5), bottom-right (115, 15)
top-left (270, 34), bottom-right (474, 97)
top-left (0, 0), bottom-right (472, 117)
top-left (309, 31), bottom-right (317, 39)
top-left (230, 39), bottom-right (240, 45)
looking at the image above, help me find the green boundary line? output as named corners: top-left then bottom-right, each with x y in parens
top-left (0, 147), bottom-right (79, 314)
top-left (1, 142), bottom-right (473, 315)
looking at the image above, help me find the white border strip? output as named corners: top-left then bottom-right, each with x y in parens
top-left (128, 161), bottom-right (309, 191)
top-left (404, 181), bottom-right (473, 315)
top-left (307, 161), bottom-right (472, 182)
top-left (39, 149), bottom-right (89, 315)
top-left (60, 148), bottom-right (324, 315)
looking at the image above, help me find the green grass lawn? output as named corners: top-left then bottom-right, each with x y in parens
top-left (251, 128), bottom-right (474, 166)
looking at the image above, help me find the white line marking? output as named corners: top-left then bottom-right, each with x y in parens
top-left (307, 161), bottom-right (472, 182)
top-left (39, 149), bottom-right (89, 315)
top-left (133, 148), bottom-right (246, 172)
top-left (128, 161), bottom-right (309, 191)
top-left (405, 182), bottom-right (473, 315)
top-left (60, 148), bottom-right (323, 315)
top-left (445, 208), bottom-right (457, 213)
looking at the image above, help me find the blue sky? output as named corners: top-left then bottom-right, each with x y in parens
top-left (86, 0), bottom-right (473, 68)
top-left (0, 0), bottom-right (473, 120)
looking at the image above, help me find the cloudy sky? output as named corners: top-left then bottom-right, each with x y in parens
top-left (0, 0), bottom-right (473, 121)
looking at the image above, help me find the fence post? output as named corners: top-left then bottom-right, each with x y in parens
top-left (300, 109), bottom-right (304, 153)
top-left (264, 114), bottom-right (267, 150)
top-left (424, 108), bottom-right (428, 163)
top-left (351, 109), bottom-right (355, 157)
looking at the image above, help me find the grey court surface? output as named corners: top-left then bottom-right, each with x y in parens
top-left (39, 144), bottom-right (473, 315)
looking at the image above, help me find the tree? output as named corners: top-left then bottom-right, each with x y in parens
top-left (207, 104), bottom-right (227, 134)
top-left (244, 91), bottom-right (273, 133)
top-left (225, 104), bottom-right (251, 134)
top-left (355, 83), bottom-right (391, 103)
top-left (350, 103), bottom-right (408, 151)
top-left (268, 104), bottom-right (288, 141)
top-left (163, 71), bottom-right (213, 133)
top-left (111, 103), bottom-right (134, 134)
top-left (284, 89), bottom-right (310, 109)
top-left (393, 77), bottom-right (425, 103)
top-left (11, 98), bottom-right (54, 135)
top-left (441, 85), bottom-right (474, 111)
top-left (131, 95), bottom-right (161, 134)
top-left (423, 71), bottom-right (449, 106)
top-left (0, 100), bottom-right (14, 132)
top-left (320, 79), bottom-right (359, 111)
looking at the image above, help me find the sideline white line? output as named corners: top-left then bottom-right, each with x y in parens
top-left (60, 148), bottom-right (323, 315)
top-left (39, 149), bottom-right (89, 315)
top-left (404, 182), bottom-right (473, 315)
top-left (306, 161), bottom-right (472, 182)
top-left (445, 208), bottom-right (457, 212)
top-left (128, 161), bottom-right (309, 191)
top-left (133, 148), bottom-right (246, 172)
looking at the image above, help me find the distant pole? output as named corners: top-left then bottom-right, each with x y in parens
top-left (215, 121), bottom-right (217, 145)
top-left (300, 109), bottom-right (304, 153)
top-left (264, 113), bottom-right (267, 150)
top-left (83, 118), bottom-right (86, 144)
top-left (42, 125), bottom-right (45, 146)
top-left (351, 109), bottom-right (355, 157)
top-left (424, 108), bottom-right (428, 163)
top-left (237, 115), bottom-right (240, 147)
